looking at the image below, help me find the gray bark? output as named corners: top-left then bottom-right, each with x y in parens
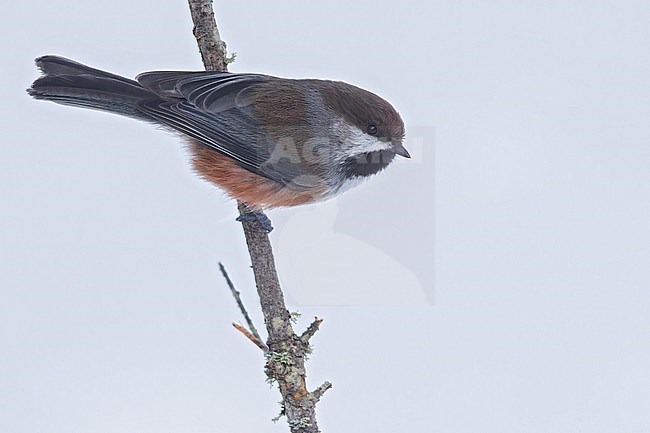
top-left (186, 2), bottom-right (331, 432)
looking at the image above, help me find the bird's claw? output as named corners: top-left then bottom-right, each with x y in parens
top-left (236, 211), bottom-right (274, 233)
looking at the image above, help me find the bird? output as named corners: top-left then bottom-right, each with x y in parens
top-left (28, 56), bottom-right (409, 230)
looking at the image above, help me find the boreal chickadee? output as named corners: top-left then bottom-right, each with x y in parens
top-left (28, 56), bottom-right (410, 208)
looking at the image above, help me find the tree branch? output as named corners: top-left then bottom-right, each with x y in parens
top-left (232, 322), bottom-right (268, 352)
top-left (300, 317), bottom-right (324, 345)
top-left (187, 2), bottom-right (330, 432)
top-left (312, 381), bottom-right (333, 402)
top-left (219, 262), bottom-right (263, 345)
top-left (188, 0), bottom-right (229, 72)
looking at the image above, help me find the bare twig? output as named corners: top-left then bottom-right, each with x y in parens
top-left (300, 317), bottom-right (324, 345)
top-left (312, 382), bottom-right (333, 402)
top-left (219, 262), bottom-right (263, 343)
top-left (233, 322), bottom-right (268, 352)
top-left (187, 2), bottom-right (330, 432)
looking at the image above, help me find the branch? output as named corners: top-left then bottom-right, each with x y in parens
top-left (187, 2), bottom-right (330, 432)
top-left (219, 262), bottom-right (263, 344)
top-left (188, 0), bottom-right (229, 72)
top-left (312, 381), bottom-right (333, 402)
top-left (300, 317), bottom-right (324, 345)
top-left (233, 322), bottom-right (268, 352)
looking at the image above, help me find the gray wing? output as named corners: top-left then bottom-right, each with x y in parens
top-left (138, 72), bottom-right (263, 112)
top-left (136, 71), bottom-right (311, 187)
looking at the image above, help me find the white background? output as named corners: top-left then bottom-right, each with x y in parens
top-left (2, 1), bottom-right (650, 432)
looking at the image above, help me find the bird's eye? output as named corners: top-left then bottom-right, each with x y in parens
top-left (366, 124), bottom-right (378, 135)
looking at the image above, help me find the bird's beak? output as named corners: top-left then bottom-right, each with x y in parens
top-left (394, 144), bottom-right (411, 159)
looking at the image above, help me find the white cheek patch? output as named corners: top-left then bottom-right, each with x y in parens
top-left (331, 120), bottom-right (393, 157)
top-left (346, 126), bottom-right (393, 154)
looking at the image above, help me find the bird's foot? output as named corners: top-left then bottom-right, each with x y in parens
top-left (236, 210), bottom-right (274, 233)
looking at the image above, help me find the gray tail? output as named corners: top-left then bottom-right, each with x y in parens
top-left (27, 55), bottom-right (156, 121)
